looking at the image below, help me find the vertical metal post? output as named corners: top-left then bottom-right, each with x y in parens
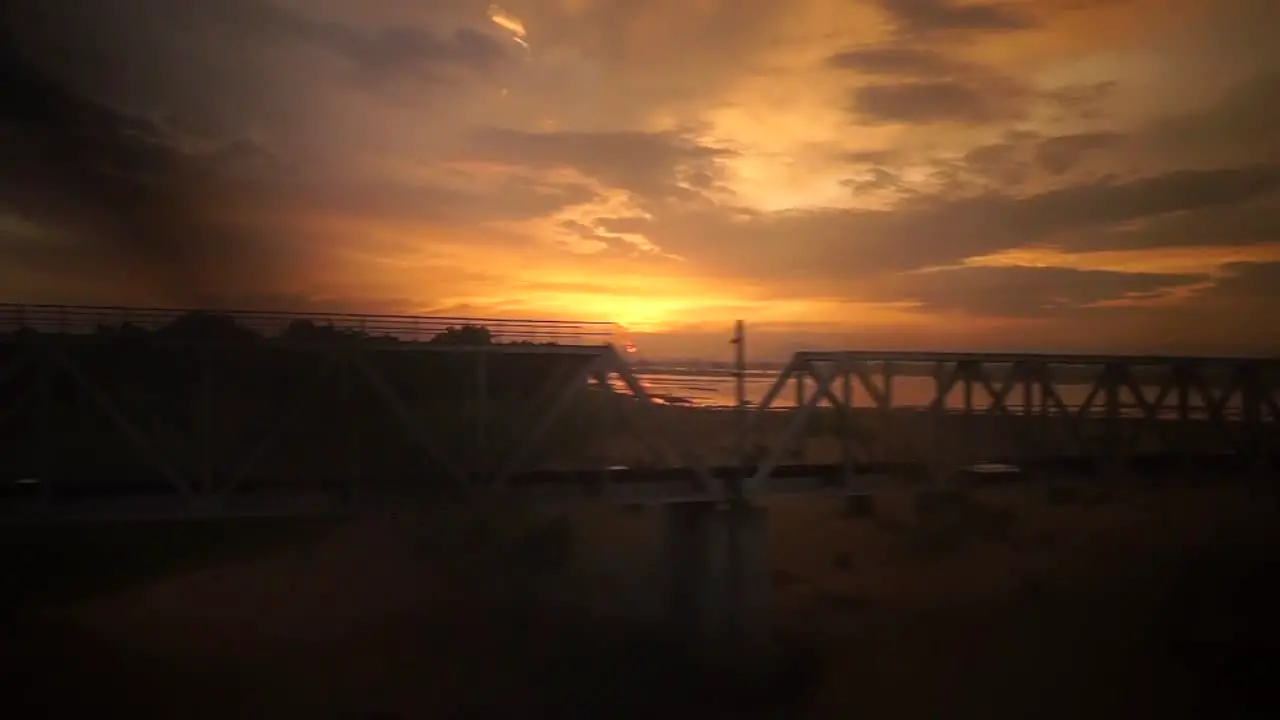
top-left (881, 362), bottom-right (895, 463)
top-left (962, 362), bottom-right (974, 466)
top-left (842, 360), bottom-right (854, 487)
top-left (791, 363), bottom-right (807, 463)
top-left (1241, 366), bottom-right (1262, 474)
top-left (962, 365), bottom-right (974, 414)
top-left (341, 356), bottom-right (360, 507)
top-left (1104, 364), bottom-right (1122, 478)
top-left (1039, 366), bottom-right (1051, 459)
top-left (1022, 365), bottom-right (1034, 460)
top-left (932, 361), bottom-right (947, 481)
top-left (732, 320), bottom-right (746, 501)
top-left (199, 347), bottom-right (213, 494)
top-left (37, 352), bottom-right (52, 495)
top-left (1176, 366), bottom-right (1191, 464)
top-left (476, 350), bottom-right (488, 479)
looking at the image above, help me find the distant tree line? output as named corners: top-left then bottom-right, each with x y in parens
top-left (1, 310), bottom-right (562, 347)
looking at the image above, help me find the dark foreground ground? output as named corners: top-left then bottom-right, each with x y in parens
top-left (3, 480), bottom-right (1280, 718)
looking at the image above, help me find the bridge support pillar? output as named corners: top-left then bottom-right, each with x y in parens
top-left (662, 501), bottom-right (772, 671)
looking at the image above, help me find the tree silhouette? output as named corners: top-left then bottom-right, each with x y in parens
top-left (429, 325), bottom-right (493, 346)
top-left (158, 311), bottom-right (259, 345)
top-left (281, 318), bottom-right (366, 344)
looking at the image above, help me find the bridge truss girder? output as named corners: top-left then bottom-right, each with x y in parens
top-left (0, 340), bottom-right (713, 511)
top-left (744, 352), bottom-right (1279, 495)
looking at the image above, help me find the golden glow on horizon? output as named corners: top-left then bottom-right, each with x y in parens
top-left (427, 272), bottom-right (932, 333)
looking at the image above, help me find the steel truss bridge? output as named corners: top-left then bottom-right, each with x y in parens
top-left (1, 304), bottom-right (1277, 524)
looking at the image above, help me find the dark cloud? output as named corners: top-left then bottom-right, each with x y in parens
top-left (826, 47), bottom-right (962, 76)
top-left (1104, 259), bottom-right (1280, 357)
top-left (630, 164), bottom-right (1280, 285)
top-left (1012, 165), bottom-right (1280, 231)
top-left (961, 140), bottom-right (1031, 186)
top-left (864, 265), bottom-right (1207, 317)
top-left (876, 0), bottom-right (1038, 36)
top-left (1, 1), bottom-right (287, 143)
top-left (1203, 261), bottom-right (1280, 303)
top-left (0, 40), bottom-right (297, 302)
top-left (828, 43), bottom-right (1034, 126)
top-left (851, 77), bottom-right (1028, 125)
top-left (1145, 70), bottom-right (1280, 165)
top-left (936, 130), bottom-right (1126, 189)
top-left (1042, 81), bottom-right (1119, 122)
top-left (0, 0), bottom-right (511, 149)
top-left (284, 174), bottom-right (600, 229)
top-left (1064, 195), bottom-right (1280, 251)
top-left (0, 0), bottom-right (599, 306)
top-left (828, 45), bottom-right (1118, 129)
top-left (462, 128), bottom-right (736, 201)
top-left (1035, 132), bottom-right (1126, 175)
top-left (5, 0), bottom-right (509, 87)
top-left (200, 0), bottom-right (509, 84)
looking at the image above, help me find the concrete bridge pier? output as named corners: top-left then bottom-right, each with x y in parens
top-left (662, 500), bottom-right (772, 673)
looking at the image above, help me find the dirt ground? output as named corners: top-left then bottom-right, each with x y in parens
top-left (3, 479), bottom-right (1279, 718)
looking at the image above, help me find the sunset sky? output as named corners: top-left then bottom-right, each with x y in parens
top-left (1, 0), bottom-right (1278, 358)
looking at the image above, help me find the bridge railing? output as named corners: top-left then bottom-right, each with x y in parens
top-left (0, 303), bottom-right (623, 345)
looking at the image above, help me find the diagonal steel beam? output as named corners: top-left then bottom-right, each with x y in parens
top-left (349, 349), bottom-right (468, 490)
top-left (50, 347), bottom-right (192, 498)
top-left (219, 352), bottom-right (341, 498)
top-left (745, 359), bottom-right (838, 496)
top-left (604, 348), bottom-right (717, 490)
top-left (0, 348), bottom-right (30, 387)
top-left (0, 348), bottom-right (35, 427)
top-left (750, 356), bottom-right (799, 416)
top-left (1121, 367), bottom-right (1174, 451)
top-left (1189, 366), bottom-right (1241, 452)
top-left (926, 363), bottom-right (961, 412)
top-left (583, 372), bottom-right (667, 466)
top-left (847, 360), bottom-right (888, 409)
top-left (492, 354), bottom-right (603, 487)
top-left (975, 363), bottom-right (1018, 415)
top-left (1038, 372), bottom-right (1091, 454)
top-left (1075, 372), bottom-right (1104, 420)
top-left (489, 354), bottom-right (598, 452)
top-left (1261, 381), bottom-right (1280, 422)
